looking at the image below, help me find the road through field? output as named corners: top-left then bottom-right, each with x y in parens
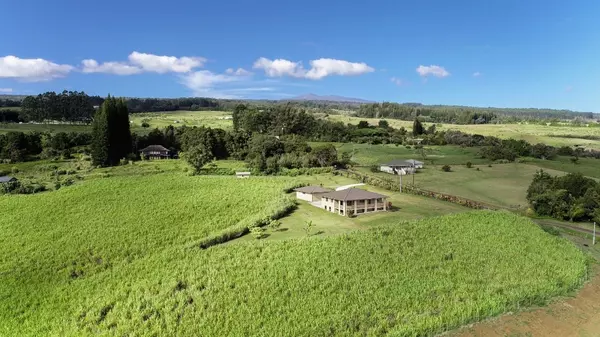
top-left (448, 267), bottom-right (600, 337)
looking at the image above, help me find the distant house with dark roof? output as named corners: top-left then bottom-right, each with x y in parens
top-left (294, 185), bottom-right (333, 202)
top-left (321, 188), bottom-right (388, 216)
top-left (140, 145), bottom-right (171, 159)
top-left (0, 176), bottom-right (17, 184)
top-left (379, 159), bottom-right (424, 175)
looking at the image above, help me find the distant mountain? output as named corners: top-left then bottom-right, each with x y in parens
top-left (284, 93), bottom-right (375, 103)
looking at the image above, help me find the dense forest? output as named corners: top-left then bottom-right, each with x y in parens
top-left (1, 92), bottom-right (597, 124)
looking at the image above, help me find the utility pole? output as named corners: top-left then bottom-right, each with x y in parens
top-left (594, 222), bottom-right (596, 246)
top-left (412, 163), bottom-right (415, 186)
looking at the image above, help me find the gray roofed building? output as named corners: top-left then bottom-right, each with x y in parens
top-left (0, 176), bottom-right (17, 183)
top-left (294, 185), bottom-right (333, 202)
top-left (294, 186), bottom-right (333, 194)
top-left (140, 145), bottom-right (171, 159)
top-left (321, 188), bottom-right (388, 216)
top-left (321, 188), bottom-right (387, 201)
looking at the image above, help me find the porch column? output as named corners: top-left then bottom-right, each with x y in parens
top-left (343, 201), bottom-right (346, 216)
top-left (354, 201), bottom-right (357, 214)
top-left (364, 199), bottom-right (367, 213)
top-left (384, 198), bottom-right (387, 211)
top-left (375, 198), bottom-right (378, 211)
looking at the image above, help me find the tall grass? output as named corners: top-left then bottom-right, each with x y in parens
top-left (0, 209), bottom-right (588, 336)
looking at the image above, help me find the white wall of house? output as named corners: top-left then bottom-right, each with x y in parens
top-left (296, 191), bottom-right (313, 202)
top-left (379, 166), bottom-right (414, 175)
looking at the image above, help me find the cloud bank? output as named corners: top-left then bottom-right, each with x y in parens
top-left (416, 65), bottom-right (450, 78)
top-left (253, 57), bottom-right (374, 79)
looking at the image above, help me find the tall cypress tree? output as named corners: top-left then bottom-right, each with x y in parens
top-left (91, 96), bottom-right (132, 166)
top-left (412, 118), bottom-right (425, 137)
top-left (91, 97), bottom-right (110, 166)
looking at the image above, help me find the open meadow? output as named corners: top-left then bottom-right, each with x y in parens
top-left (327, 115), bottom-right (600, 150)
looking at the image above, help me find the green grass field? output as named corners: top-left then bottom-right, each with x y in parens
top-left (0, 110), bottom-right (233, 134)
top-left (355, 163), bottom-right (568, 209)
top-left (327, 115), bottom-right (600, 150)
top-left (334, 143), bottom-right (491, 166)
top-left (0, 204), bottom-right (587, 335)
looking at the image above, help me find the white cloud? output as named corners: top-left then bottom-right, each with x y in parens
top-left (81, 59), bottom-right (142, 75)
top-left (416, 65), bottom-right (450, 78)
top-left (225, 68), bottom-right (252, 76)
top-left (473, 71), bottom-right (482, 77)
top-left (253, 57), bottom-right (305, 78)
top-left (180, 70), bottom-right (245, 98)
top-left (390, 77), bottom-right (404, 86)
top-left (0, 55), bottom-right (73, 82)
top-left (81, 52), bottom-right (205, 75)
top-left (0, 88), bottom-right (13, 93)
top-left (128, 51), bottom-right (205, 73)
top-left (305, 58), bottom-right (374, 79)
top-left (253, 57), bottom-right (374, 80)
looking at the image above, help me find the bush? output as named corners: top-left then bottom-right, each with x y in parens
top-left (250, 227), bottom-right (265, 239)
top-left (441, 165), bottom-right (451, 172)
top-left (141, 122), bottom-right (150, 128)
top-left (370, 165), bottom-right (380, 173)
top-left (465, 162), bottom-right (472, 168)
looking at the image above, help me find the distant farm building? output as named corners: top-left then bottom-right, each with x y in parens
top-left (140, 145), bottom-right (171, 159)
top-left (0, 176), bottom-right (17, 184)
top-left (321, 188), bottom-right (388, 216)
top-left (236, 172), bottom-right (251, 179)
top-left (379, 159), bottom-right (423, 175)
top-left (294, 186), bottom-right (333, 202)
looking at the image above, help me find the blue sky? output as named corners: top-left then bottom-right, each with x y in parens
top-left (0, 0), bottom-right (598, 111)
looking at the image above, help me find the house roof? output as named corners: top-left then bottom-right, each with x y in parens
top-left (406, 159), bottom-right (424, 165)
top-left (140, 145), bottom-right (170, 152)
top-left (294, 185), bottom-right (333, 194)
top-left (382, 160), bottom-right (413, 167)
top-left (321, 188), bottom-right (387, 201)
top-left (0, 176), bottom-right (17, 183)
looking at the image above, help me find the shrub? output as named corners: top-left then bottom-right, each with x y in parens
top-left (441, 165), bottom-right (451, 172)
top-left (141, 122), bottom-right (150, 128)
top-left (11, 167), bottom-right (19, 174)
top-left (466, 162), bottom-right (472, 168)
top-left (268, 220), bottom-right (281, 231)
top-left (369, 165), bottom-right (380, 173)
top-left (476, 167), bottom-right (480, 171)
top-left (250, 227), bottom-right (265, 239)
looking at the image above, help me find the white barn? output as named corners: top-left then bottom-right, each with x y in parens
top-left (294, 186), bottom-right (333, 202)
top-left (379, 159), bottom-right (424, 175)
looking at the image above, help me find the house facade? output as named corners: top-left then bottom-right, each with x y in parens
top-left (140, 145), bottom-right (171, 159)
top-left (294, 186), bottom-right (332, 202)
top-left (321, 188), bottom-right (388, 216)
top-left (236, 172), bottom-right (251, 178)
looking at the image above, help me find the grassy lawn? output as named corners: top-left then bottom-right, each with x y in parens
top-left (327, 115), bottom-right (600, 150)
top-left (335, 143), bottom-right (490, 166)
top-left (524, 156), bottom-right (600, 179)
top-left (355, 163), bottom-right (567, 209)
top-left (235, 173), bottom-right (469, 242)
top-left (129, 110), bottom-right (232, 130)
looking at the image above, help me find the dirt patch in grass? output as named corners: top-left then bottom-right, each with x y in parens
top-left (448, 265), bottom-right (600, 337)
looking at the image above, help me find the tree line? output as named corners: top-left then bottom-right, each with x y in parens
top-left (355, 102), bottom-right (597, 124)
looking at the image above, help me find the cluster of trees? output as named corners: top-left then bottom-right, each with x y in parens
top-left (21, 91), bottom-right (95, 123)
top-left (356, 102), bottom-right (597, 124)
top-left (527, 170), bottom-right (600, 222)
top-left (0, 131), bottom-right (93, 163)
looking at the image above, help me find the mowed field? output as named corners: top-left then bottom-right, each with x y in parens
top-left (0, 110), bottom-right (232, 134)
top-left (355, 163), bottom-right (568, 209)
top-left (327, 115), bottom-right (600, 150)
top-left (0, 166), bottom-right (589, 336)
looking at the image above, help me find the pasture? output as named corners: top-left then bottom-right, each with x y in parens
top-left (355, 163), bottom-right (568, 209)
top-left (327, 115), bottom-right (600, 150)
top-left (0, 205), bottom-right (588, 335)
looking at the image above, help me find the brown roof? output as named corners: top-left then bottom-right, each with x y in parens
top-left (140, 145), bottom-right (170, 153)
top-left (321, 188), bottom-right (387, 201)
top-left (294, 186), bottom-right (333, 194)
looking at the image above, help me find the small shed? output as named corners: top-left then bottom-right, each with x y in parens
top-left (294, 186), bottom-right (333, 202)
top-left (236, 172), bottom-right (251, 179)
top-left (0, 176), bottom-right (17, 184)
top-left (140, 145), bottom-right (171, 159)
